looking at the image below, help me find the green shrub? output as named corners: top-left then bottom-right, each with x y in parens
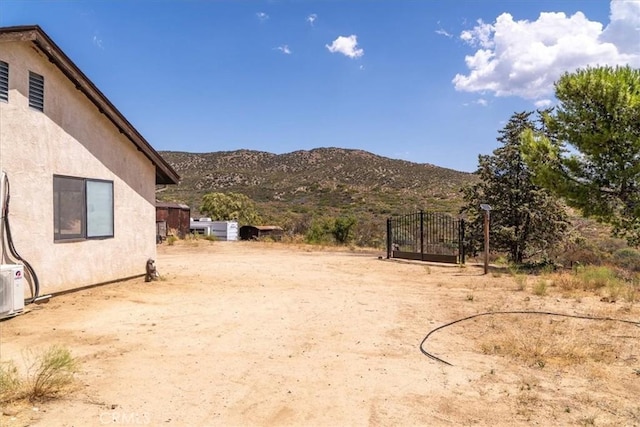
top-left (332, 216), bottom-right (356, 244)
top-left (166, 235), bottom-right (178, 246)
top-left (612, 248), bottom-right (640, 272)
top-left (305, 218), bottom-right (332, 244)
top-left (575, 265), bottom-right (617, 289)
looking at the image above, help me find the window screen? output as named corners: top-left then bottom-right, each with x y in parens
top-left (54, 176), bottom-right (114, 241)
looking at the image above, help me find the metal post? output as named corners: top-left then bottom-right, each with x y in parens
top-left (420, 210), bottom-right (424, 261)
top-left (483, 210), bottom-right (490, 274)
top-left (386, 218), bottom-right (392, 259)
top-left (459, 219), bottom-right (465, 264)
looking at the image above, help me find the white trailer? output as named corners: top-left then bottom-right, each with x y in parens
top-left (190, 220), bottom-right (238, 241)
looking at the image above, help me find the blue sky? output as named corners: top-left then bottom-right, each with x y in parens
top-left (1, 1), bottom-right (638, 172)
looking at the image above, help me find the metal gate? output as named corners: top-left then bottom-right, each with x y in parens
top-left (386, 211), bottom-right (465, 264)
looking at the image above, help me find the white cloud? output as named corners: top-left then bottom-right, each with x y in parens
top-left (326, 35), bottom-right (364, 59)
top-left (601, 0), bottom-right (640, 54)
top-left (92, 34), bottom-right (103, 49)
top-left (453, 0), bottom-right (640, 101)
top-left (463, 98), bottom-right (489, 107)
top-left (256, 12), bottom-right (269, 22)
top-left (460, 19), bottom-right (494, 48)
top-left (435, 21), bottom-right (452, 38)
top-left (534, 99), bottom-right (553, 108)
top-left (307, 14), bottom-right (317, 26)
top-left (276, 45), bottom-right (292, 55)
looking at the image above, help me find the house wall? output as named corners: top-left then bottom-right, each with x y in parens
top-left (0, 41), bottom-right (157, 294)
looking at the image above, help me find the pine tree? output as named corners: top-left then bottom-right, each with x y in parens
top-left (522, 65), bottom-right (640, 246)
top-left (461, 111), bottom-right (568, 263)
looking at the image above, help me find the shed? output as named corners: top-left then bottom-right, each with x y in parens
top-left (156, 202), bottom-right (190, 239)
top-left (239, 225), bottom-right (284, 241)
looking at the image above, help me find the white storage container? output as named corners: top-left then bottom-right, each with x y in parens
top-left (189, 220), bottom-right (238, 241)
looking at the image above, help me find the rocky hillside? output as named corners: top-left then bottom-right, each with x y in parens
top-left (157, 147), bottom-right (477, 220)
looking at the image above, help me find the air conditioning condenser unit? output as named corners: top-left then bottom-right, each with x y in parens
top-left (0, 264), bottom-right (25, 320)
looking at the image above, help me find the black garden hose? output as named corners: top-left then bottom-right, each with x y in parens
top-left (1, 174), bottom-right (40, 304)
top-left (420, 310), bottom-right (640, 366)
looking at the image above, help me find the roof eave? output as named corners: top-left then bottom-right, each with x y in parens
top-left (0, 25), bottom-right (180, 185)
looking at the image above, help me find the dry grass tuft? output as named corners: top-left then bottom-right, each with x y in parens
top-left (0, 360), bottom-right (22, 402)
top-left (26, 346), bottom-right (79, 401)
top-left (478, 316), bottom-right (633, 369)
top-left (553, 271), bottom-right (582, 292)
top-left (532, 279), bottom-right (548, 296)
top-left (512, 274), bottom-right (527, 291)
top-left (0, 345), bottom-right (79, 403)
top-left (546, 265), bottom-right (639, 302)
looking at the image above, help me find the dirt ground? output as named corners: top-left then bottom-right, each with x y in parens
top-left (1, 241), bottom-right (639, 426)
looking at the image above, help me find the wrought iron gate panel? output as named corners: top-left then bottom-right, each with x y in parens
top-left (386, 211), bottom-right (465, 264)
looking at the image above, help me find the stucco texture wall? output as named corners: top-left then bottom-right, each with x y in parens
top-left (0, 42), bottom-right (157, 294)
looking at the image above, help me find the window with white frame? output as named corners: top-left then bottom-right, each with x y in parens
top-left (28, 71), bottom-right (44, 111)
top-left (53, 175), bottom-right (114, 241)
top-left (0, 60), bottom-right (8, 102)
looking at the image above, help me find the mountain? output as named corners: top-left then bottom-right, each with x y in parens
top-left (155, 147), bottom-right (634, 257)
top-left (157, 147), bottom-right (477, 218)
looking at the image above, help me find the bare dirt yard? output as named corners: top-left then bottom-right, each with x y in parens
top-left (1, 241), bottom-right (639, 426)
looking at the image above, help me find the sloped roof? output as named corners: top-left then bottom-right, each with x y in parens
top-left (241, 225), bottom-right (284, 231)
top-left (0, 25), bottom-right (180, 185)
top-left (156, 202), bottom-right (190, 209)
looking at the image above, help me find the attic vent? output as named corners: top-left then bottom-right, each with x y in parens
top-left (0, 61), bottom-right (8, 102)
top-left (29, 71), bottom-right (44, 111)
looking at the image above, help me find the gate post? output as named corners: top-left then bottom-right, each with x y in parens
top-left (420, 210), bottom-right (424, 261)
top-left (458, 219), bottom-right (466, 264)
top-left (386, 217), bottom-right (392, 259)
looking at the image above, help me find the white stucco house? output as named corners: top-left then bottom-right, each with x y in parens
top-left (0, 25), bottom-right (180, 297)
